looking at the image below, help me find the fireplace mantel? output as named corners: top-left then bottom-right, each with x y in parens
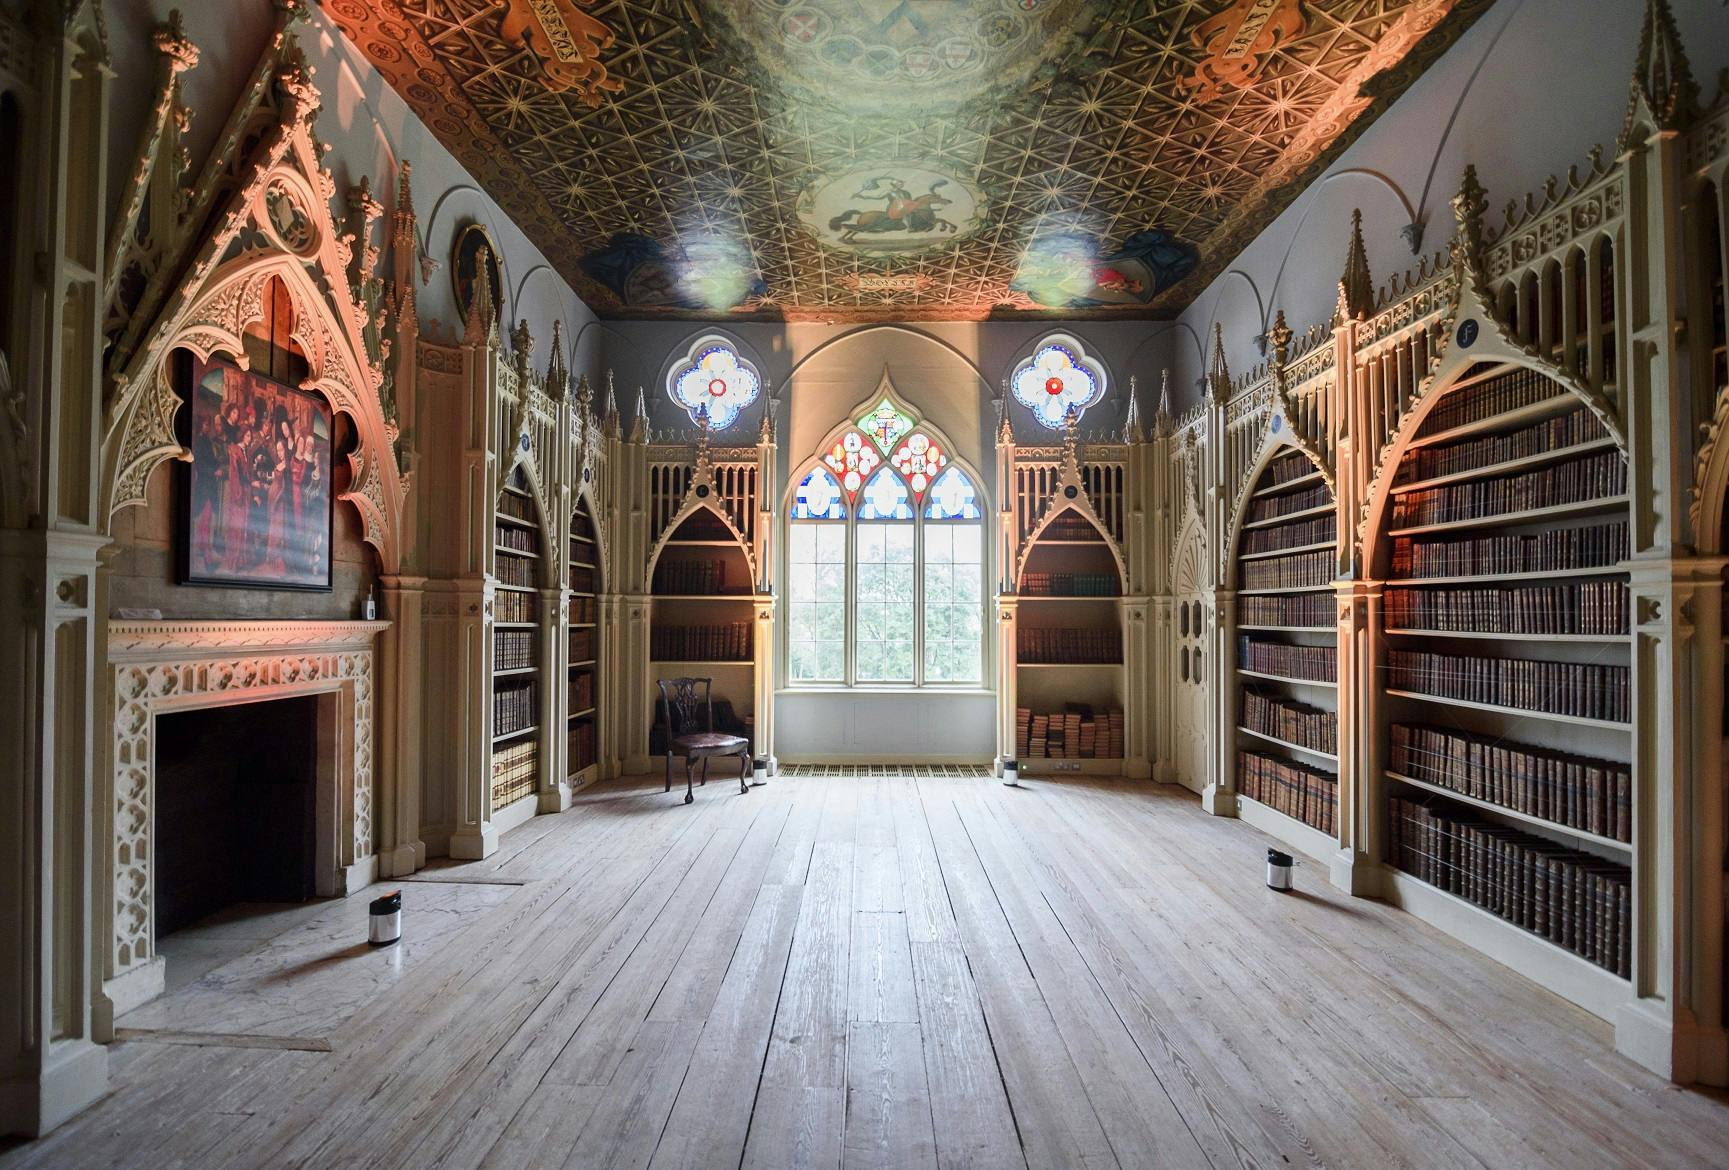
top-left (108, 619), bottom-right (391, 660)
top-left (99, 618), bottom-right (391, 1030)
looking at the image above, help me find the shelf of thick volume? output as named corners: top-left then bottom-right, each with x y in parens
top-left (1376, 361), bottom-right (1633, 1013)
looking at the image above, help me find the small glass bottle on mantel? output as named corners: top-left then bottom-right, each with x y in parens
top-left (364, 585), bottom-right (378, 622)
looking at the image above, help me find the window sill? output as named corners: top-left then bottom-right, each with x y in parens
top-left (776, 685), bottom-right (994, 697)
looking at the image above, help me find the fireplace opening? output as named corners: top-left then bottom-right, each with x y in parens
top-left (154, 696), bottom-right (321, 938)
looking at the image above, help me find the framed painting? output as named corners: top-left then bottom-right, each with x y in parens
top-left (452, 221), bottom-right (503, 325)
top-left (176, 353), bottom-right (334, 591)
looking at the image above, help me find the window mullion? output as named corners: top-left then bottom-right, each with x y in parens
top-left (913, 513), bottom-right (925, 688)
top-left (845, 515), bottom-right (857, 687)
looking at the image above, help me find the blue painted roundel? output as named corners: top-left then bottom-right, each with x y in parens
top-left (1455, 319), bottom-right (1479, 349)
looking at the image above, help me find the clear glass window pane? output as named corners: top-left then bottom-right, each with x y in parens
top-left (923, 521), bottom-right (982, 683)
top-left (856, 521), bottom-right (915, 682)
top-left (789, 520), bottom-right (846, 681)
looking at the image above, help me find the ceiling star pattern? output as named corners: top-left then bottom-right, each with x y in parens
top-left (328, 0), bottom-right (1489, 322)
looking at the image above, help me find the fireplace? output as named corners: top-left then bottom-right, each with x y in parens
top-left (154, 696), bottom-right (320, 936)
top-left (100, 619), bottom-right (387, 1030)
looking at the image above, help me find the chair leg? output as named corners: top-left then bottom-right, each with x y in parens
top-left (700, 757), bottom-right (709, 787)
top-left (684, 759), bottom-right (695, 805)
top-left (738, 753), bottom-right (749, 794)
top-left (665, 753), bottom-right (672, 793)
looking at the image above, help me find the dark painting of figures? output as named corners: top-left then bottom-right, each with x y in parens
top-left (181, 356), bottom-right (333, 590)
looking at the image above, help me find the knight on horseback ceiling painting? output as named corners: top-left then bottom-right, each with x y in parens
top-left (800, 164), bottom-right (982, 257)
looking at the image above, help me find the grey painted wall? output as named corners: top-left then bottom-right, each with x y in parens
top-left (1171, 0), bottom-right (1729, 399)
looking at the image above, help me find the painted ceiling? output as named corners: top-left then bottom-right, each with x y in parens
top-left (329, 0), bottom-right (1490, 321)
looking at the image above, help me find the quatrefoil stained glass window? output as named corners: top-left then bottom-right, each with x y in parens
top-left (1011, 335), bottom-right (1107, 429)
top-left (668, 337), bottom-right (761, 431)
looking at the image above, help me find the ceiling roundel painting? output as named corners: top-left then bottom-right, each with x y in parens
top-left (327, 0), bottom-right (1490, 322)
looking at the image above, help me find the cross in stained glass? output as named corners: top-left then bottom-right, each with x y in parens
top-left (857, 398), bottom-right (914, 454)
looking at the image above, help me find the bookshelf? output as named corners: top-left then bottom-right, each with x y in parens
top-left (1232, 447), bottom-right (1338, 858)
top-left (648, 509), bottom-right (757, 755)
top-left (1378, 362), bottom-right (1633, 997)
top-left (566, 494), bottom-right (602, 792)
top-left (1014, 506), bottom-right (1126, 773)
top-left (493, 465), bottom-right (546, 823)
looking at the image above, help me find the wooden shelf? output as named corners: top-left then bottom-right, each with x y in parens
top-left (1019, 661), bottom-right (1124, 669)
top-left (1382, 869), bottom-right (1629, 1022)
top-left (568, 707), bottom-right (597, 720)
top-left (495, 513), bottom-right (538, 529)
top-left (1236, 725), bottom-right (1338, 762)
top-left (1243, 502), bottom-right (1332, 528)
top-left (1391, 436), bottom-right (1618, 496)
top-left (662, 539), bottom-right (744, 547)
top-left (1388, 495), bottom-right (1628, 537)
top-left (494, 666), bottom-right (537, 678)
top-left (569, 658), bottom-right (597, 668)
top-left (1033, 540), bottom-right (1111, 547)
top-left (495, 584), bottom-right (537, 594)
top-left (492, 725), bottom-right (538, 745)
top-left (1383, 688), bottom-right (1629, 729)
top-left (1387, 565), bottom-right (1627, 586)
top-left (496, 545), bottom-right (541, 559)
top-left (1237, 624), bottom-right (1331, 633)
top-left (494, 621), bottom-right (536, 629)
top-left (1237, 667), bottom-right (1336, 688)
top-left (1251, 468), bottom-right (1324, 498)
top-left (1384, 628), bottom-right (1629, 643)
top-left (652, 594), bottom-right (755, 602)
top-left (1384, 771), bottom-right (1631, 852)
top-left (1236, 584), bottom-right (1334, 596)
top-left (1406, 390), bottom-right (1579, 450)
top-left (570, 621), bottom-right (597, 629)
top-left (1239, 540), bottom-right (1335, 562)
top-left (1017, 595), bottom-right (1121, 602)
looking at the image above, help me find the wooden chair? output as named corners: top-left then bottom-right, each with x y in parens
top-left (657, 677), bottom-right (750, 804)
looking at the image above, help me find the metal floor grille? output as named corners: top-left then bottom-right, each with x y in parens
top-left (777, 764), bottom-right (994, 778)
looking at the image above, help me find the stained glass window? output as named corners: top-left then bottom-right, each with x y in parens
top-left (858, 467), bottom-right (913, 520)
top-left (1011, 334), bottom-right (1107, 429)
top-left (857, 397), bottom-right (914, 453)
top-left (822, 430), bottom-right (880, 498)
top-left (788, 394), bottom-right (983, 688)
top-left (668, 337), bottom-right (761, 431)
top-left (924, 467), bottom-right (982, 520)
top-left (791, 467), bottom-right (846, 520)
top-left (890, 432), bottom-right (947, 497)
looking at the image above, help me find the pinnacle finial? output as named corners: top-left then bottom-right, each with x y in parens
top-left (464, 246), bottom-right (496, 345)
top-left (629, 384), bottom-right (649, 444)
top-left (1155, 369), bottom-right (1173, 436)
top-left (1451, 166), bottom-right (1489, 260)
top-left (1621, 0), bottom-right (1698, 148)
top-left (1338, 208), bottom-right (1374, 322)
top-left (1269, 310), bottom-right (1293, 370)
top-left (1121, 375), bottom-right (1144, 444)
top-left (1207, 322), bottom-right (1230, 397)
top-left (545, 320), bottom-right (568, 399)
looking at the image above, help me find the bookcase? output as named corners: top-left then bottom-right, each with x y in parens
top-left (648, 508), bottom-right (757, 753)
top-left (492, 464), bottom-right (546, 818)
top-left (1377, 362), bottom-right (1633, 989)
top-left (1231, 447), bottom-right (1339, 860)
top-left (1013, 505), bottom-right (1127, 773)
top-left (566, 493), bottom-right (602, 790)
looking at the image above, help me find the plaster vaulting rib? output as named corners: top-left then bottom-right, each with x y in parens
top-left (1263, 169), bottom-right (1418, 313)
top-left (1199, 270), bottom-right (1267, 377)
top-left (1410, 0), bottom-right (1528, 251)
top-left (780, 325), bottom-right (997, 399)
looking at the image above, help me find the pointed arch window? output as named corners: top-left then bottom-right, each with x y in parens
top-left (787, 393), bottom-right (985, 688)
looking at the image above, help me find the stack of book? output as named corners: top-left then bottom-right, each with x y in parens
top-left (1257, 450), bottom-right (1318, 490)
top-left (1042, 516), bottom-right (1107, 541)
top-left (1384, 579), bottom-right (1628, 635)
top-left (1237, 750), bottom-right (1337, 834)
top-left (1241, 690), bottom-right (1337, 754)
top-left (494, 629), bottom-right (536, 671)
top-left (1387, 649), bottom-right (1629, 722)
top-left (1237, 637), bottom-right (1336, 682)
top-left (1241, 515), bottom-right (1335, 555)
top-left (1397, 405), bottom-right (1607, 484)
top-left (493, 679), bottom-right (537, 737)
top-left (569, 595), bottom-right (596, 623)
top-left (496, 524), bottom-right (538, 553)
top-left (491, 740), bottom-right (537, 807)
top-left (569, 670), bottom-right (594, 714)
top-left (495, 554), bottom-right (536, 588)
top-left (570, 628), bottom-right (595, 661)
top-left (1014, 706), bottom-right (1124, 759)
top-left (1018, 628), bottom-right (1122, 664)
top-left (570, 565), bottom-right (596, 593)
top-left (1020, 571), bottom-right (1119, 596)
top-left (1388, 797), bottom-right (1630, 975)
top-left (1414, 366), bottom-right (1567, 436)
top-left (1239, 548), bottom-right (1332, 591)
top-left (497, 494), bottom-right (534, 522)
top-left (654, 559), bottom-right (732, 594)
top-left (651, 622), bottom-right (752, 661)
top-left (1391, 520), bottom-right (1627, 578)
top-left (567, 720), bottom-right (597, 775)
top-left (1390, 450), bottom-right (1626, 529)
top-left (1239, 593), bottom-right (1332, 627)
top-left (1245, 484), bottom-right (1330, 524)
top-left (496, 589), bottom-right (536, 622)
top-left (1388, 723), bottom-right (1631, 841)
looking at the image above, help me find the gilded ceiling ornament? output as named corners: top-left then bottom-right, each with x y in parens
top-left (1181, 0), bottom-right (1307, 103)
top-left (500, 0), bottom-right (622, 106)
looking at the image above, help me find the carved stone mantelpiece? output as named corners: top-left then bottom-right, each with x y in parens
top-left (100, 619), bottom-right (389, 1023)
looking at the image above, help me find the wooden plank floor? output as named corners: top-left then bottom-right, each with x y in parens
top-left (6, 772), bottom-right (1728, 1169)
